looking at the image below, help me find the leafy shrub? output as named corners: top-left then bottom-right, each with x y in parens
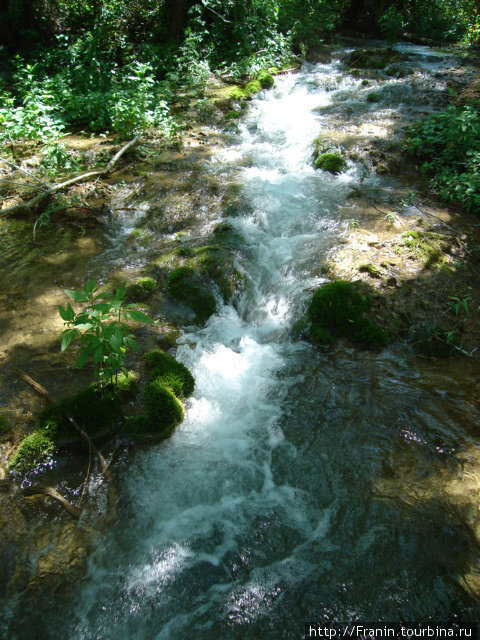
top-left (379, 6), bottom-right (404, 41)
top-left (59, 280), bottom-right (153, 385)
top-left (405, 102), bottom-right (480, 214)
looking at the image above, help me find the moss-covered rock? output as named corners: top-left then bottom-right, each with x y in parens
top-left (307, 280), bottom-right (387, 347)
top-left (9, 429), bottom-right (55, 472)
top-left (145, 349), bottom-right (195, 397)
top-left (126, 277), bottom-right (157, 301)
top-left (244, 80), bottom-right (262, 98)
top-left (122, 381), bottom-right (184, 443)
top-left (9, 372), bottom-right (138, 471)
top-left (398, 231), bottom-right (449, 268)
top-left (167, 266), bottom-right (217, 323)
top-left (359, 263), bottom-right (382, 278)
top-left (314, 152), bottom-right (347, 174)
top-left (346, 48), bottom-right (407, 70)
top-left (229, 87), bottom-right (247, 102)
top-left (257, 70), bottom-right (275, 89)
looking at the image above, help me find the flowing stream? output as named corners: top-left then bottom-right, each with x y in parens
top-left (5, 46), bottom-right (480, 638)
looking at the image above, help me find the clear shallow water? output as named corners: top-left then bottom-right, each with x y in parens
top-left (5, 51), bottom-right (480, 638)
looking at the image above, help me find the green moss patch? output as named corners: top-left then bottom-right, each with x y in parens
top-left (167, 267), bottom-right (217, 323)
top-left (126, 277), bottom-right (157, 301)
top-left (9, 372), bottom-right (138, 471)
top-left (122, 381), bottom-right (184, 443)
top-left (225, 110), bottom-right (242, 120)
top-left (244, 80), bottom-right (262, 98)
top-left (307, 280), bottom-right (387, 347)
top-left (315, 152), bottom-right (347, 174)
top-left (145, 349), bottom-right (195, 397)
top-left (9, 429), bottom-right (55, 472)
top-left (359, 263), bottom-right (382, 278)
top-left (346, 48), bottom-right (407, 70)
top-left (257, 71), bottom-right (275, 89)
top-left (229, 87), bottom-right (248, 102)
top-left (398, 231), bottom-right (450, 268)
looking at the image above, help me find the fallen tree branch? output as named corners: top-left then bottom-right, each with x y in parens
top-left (23, 486), bottom-right (81, 519)
top-left (1, 135), bottom-right (141, 218)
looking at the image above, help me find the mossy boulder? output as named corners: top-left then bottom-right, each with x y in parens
top-left (225, 110), bottom-right (242, 121)
top-left (229, 87), bottom-right (248, 103)
top-left (122, 350), bottom-right (194, 443)
top-left (307, 280), bottom-right (387, 347)
top-left (244, 80), bottom-right (262, 98)
top-left (126, 277), bottom-right (157, 301)
top-left (257, 70), bottom-right (275, 89)
top-left (167, 266), bottom-right (217, 323)
top-left (145, 349), bottom-right (195, 397)
top-left (154, 243), bottom-right (242, 314)
top-left (9, 372), bottom-right (138, 471)
top-left (9, 430), bottom-right (55, 472)
top-left (346, 48), bottom-right (406, 70)
top-left (122, 381), bottom-right (184, 443)
top-left (315, 152), bottom-right (347, 174)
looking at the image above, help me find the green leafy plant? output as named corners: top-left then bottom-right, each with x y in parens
top-left (379, 6), bottom-right (404, 41)
top-left (448, 295), bottom-right (471, 317)
top-left (405, 103), bottom-right (480, 214)
top-left (385, 211), bottom-right (400, 224)
top-left (59, 280), bottom-right (153, 385)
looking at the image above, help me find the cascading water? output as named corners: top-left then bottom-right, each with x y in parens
top-left (5, 49), bottom-right (480, 638)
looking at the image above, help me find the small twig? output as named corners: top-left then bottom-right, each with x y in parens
top-left (0, 157), bottom-right (51, 188)
top-left (23, 486), bottom-right (81, 519)
top-left (416, 205), bottom-right (457, 233)
top-left (202, 4), bottom-right (233, 23)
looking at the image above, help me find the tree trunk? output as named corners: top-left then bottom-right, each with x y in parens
top-left (169, 0), bottom-right (187, 40)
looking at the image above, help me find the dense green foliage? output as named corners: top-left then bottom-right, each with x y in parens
top-left (1, 0), bottom-right (479, 155)
top-left (405, 103), bottom-right (480, 214)
top-left (308, 281), bottom-right (387, 347)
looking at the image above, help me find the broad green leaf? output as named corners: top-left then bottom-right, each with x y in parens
top-left (61, 330), bottom-right (76, 352)
top-left (58, 305), bottom-right (70, 321)
top-left (128, 310), bottom-right (154, 323)
top-left (109, 333), bottom-right (122, 352)
top-left (74, 322), bottom-right (93, 331)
